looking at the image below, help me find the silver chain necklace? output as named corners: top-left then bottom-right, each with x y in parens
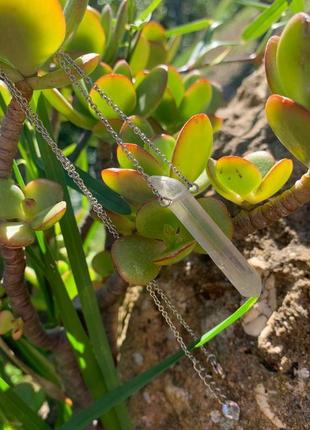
top-left (0, 56), bottom-right (240, 419)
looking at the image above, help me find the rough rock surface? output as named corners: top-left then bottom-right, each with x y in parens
top-left (118, 68), bottom-right (310, 430)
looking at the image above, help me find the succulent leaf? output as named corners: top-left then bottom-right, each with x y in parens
top-left (0, 222), bottom-right (35, 248)
top-left (27, 54), bottom-right (100, 90)
top-left (136, 200), bottom-right (182, 242)
top-left (0, 310), bottom-right (14, 335)
top-left (24, 179), bottom-right (64, 215)
top-left (44, 88), bottom-right (95, 129)
top-left (206, 159), bottom-right (244, 205)
top-left (66, 6), bottom-right (106, 55)
top-left (244, 151), bottom-right (275, 177)
top-left (277, 13), bottom-right (310, 110)
top-left (102, 168), bottom-right (153, 205)
top-left (264, 36), bottom-right (285, 95)
top-left (215, 156), bottom-right (262, 198)
top-left (148, 134), bottom-right (176, 174)
top-left (117, 144), bottom-right (164, 175)
top-left (266, 95), bottom-right (310, 166)
top-left (92, 250), bottom-right (115, 279)
top-left (113, 60), bottom-right (132, 80)
top-left (63, 0), bottom-right (88, 43)
top-left (135, 66), bottom-right (168, 117)
top-left (111, 235), bottom-right (165, 285)
top-left (0, 0), bottom-right (66, 76)
top-left (30, 201), bottom-right (67, 231)
top-left (246, 159), bottom-right (293, 204)
top-left (0, 179), bottom-right (25, 220)
top-left (171, 114), bottom-right (213, 182)
top-left (129, 35), bottom-right (150, 75)
top-left (120, 115), bottom-right (154, 146)
top-left (178, 79), bottom-right (212, 121)
top-left (90, 74), bottom-right (136, 119)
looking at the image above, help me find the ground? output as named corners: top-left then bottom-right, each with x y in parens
top-left (117, 67), bottom-right (310, 430)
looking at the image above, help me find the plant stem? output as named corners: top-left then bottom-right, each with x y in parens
top-left (0, 81), bottom-right (32, 179)
top-left (233, 169), bottom-right (310, 238)
top-left (0, 247), bottom-right (91, 409)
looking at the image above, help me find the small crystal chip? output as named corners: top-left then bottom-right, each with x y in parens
top-left (222, 400), bottom-right (240, 421)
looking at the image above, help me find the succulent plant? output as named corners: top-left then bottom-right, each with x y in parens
top-left (264, 12), bottom-right (310, 167)
top-left (0, 178), bottom-right (67, 248)
top-left (100, 113), bottom-right (235, 284)
top-left (206, 151), bottom-right (293, 205)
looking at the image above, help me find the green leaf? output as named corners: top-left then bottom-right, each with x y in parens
top-left (146, 41), bottom-right (168, 69)
top-left (171, 114), bottom-right (213, 182)
top-left (30, 201), bottom-right (67, 231)
top-left (215, 156), bottom-right (262, 198)
top-left (167, 66), bottom-right (184, 107)
top-left (58, 297), bottom-right (258, 430)
top-left (137, 0), bottom-right (163, 22)
top-left (36, 95), bottom-right (132, 430)
top-left (264, 36), bottom-right (285, 95)
top-left (289, 0), bottom-right (304, 12)
top-left (178, 79), bottom-right (212, 121)
top-left (104, 0), bottom-right (128, 64)
top-left (111, 235), bottom-right (165, 285)
top-left (0, 377), bottom-right (51, 430)
top-left (0, 311), bottom-right (15, 335)
top-left (90, 74), bottom-right (136, 119)
top-left (27, 54), bottom-right (100, 90)
top-left (247, 158), bottom-right (293, 203)
top-left (265, 94), bottom-right (310, 166)
top-left (66, 6), bottom-right (106, 55)
top-left (100, 5), bottom-right (113, 51)
top-left (135, 66), bottom-right (168, 116)
top-left (113, 60), bottom-right (132, 80)
top-left (63, 0), bottom-right (88, 43)
top-left (244, 151), bottom-right (275, 177)
top-left (120, 115), bottom-right (154, 146)
top-left (43, 89), bottom-right (95, 130)
top-left (102, 168), bottom-right (153, 205)
top-left (276, 12), bottom-right (310, 110)
top-left (0, 222), bottom-right (35, 248)
top-left (165, 18), bottom-right (213, 37)
top-left (0, 0), bottom-right (66, 76)
top-left (23, 179), bottom-right (64, 214)
top-left (148, 134), bottom-right (176, 173)
top-left (206, 159), bottom-right (242, 204)
top-left (136, 200), bottom-right (181, 241)
top-left (242, 0), bottom-right (288, 41)
top-left (66, 166), bottom-right (131, 215)
top-left (129, 35), bottom-right (151, 75)
top-left (92, 251), bottom-right (115, 279)
top-left (0, 179), bottom-right (25, 220)
top-left (117, 144), bottom-right (164, 175)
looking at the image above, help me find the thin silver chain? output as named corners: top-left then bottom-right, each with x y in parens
top-left (147, 281), bottom-right (227, 404)
top-left (0, 69), bottom-right (227, 406)
top-left (56, 52), bottom-right (194, 191)
top-left (151, 282), bottom-right (225, 379)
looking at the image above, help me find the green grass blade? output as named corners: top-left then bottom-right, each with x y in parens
top-left (36, 95), bottom-right (132, 430)
top-left (58, 297), bottom-right (257, 430)
top-left (0, 377), bottom-right (51, 430)
top-left (137, 0), bottom-right (163, 21)
top-left (242, 0), bottom-right (288, 40)
top-left (165, 18), bottom-right (214, 37)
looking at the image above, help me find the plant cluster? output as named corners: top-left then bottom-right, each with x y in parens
top-left (0, 1), bottom-right (309, 429)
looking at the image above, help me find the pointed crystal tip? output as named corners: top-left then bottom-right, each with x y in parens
top-left (222, 400), bottom-right (240, 421)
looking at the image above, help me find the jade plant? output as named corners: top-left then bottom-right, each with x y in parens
top-left (0, 2), bottom-right (309, 430)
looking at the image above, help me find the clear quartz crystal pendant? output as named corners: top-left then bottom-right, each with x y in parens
top-left (222, 401), bottom-right (240, 421)
top-left (149, 176), bottom-right (262, 298)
